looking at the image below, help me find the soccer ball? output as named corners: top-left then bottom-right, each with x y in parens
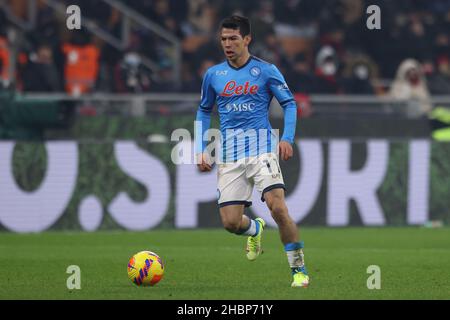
top-left (127, 251), bottom-right (164, 286)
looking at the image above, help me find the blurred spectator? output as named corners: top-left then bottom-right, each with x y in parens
top-left (61, 31), bottom-right (100, 96)
top-left (190, 34), bottom-right (222, 69)
top-left (30, 1), bottom-right (60, 46)
top-left (340, 0), bottom-right (366, 52)
top-left (0, 4), bottom-right (10, 39)
top-left (181, 58), bottom-right (215, 93)
top-left (285, 52), bottom-right (316, 94)
top-left (218, 0), bottom-right (253, 18)
top-left (341, 54), bottom-right (378, 95)
top-left (401, 13), bottom-right (433, 62)
top-left (390, 59), bottom-right (432, 116)
top-left (273, 0), bottom-right (321, 36)
top-left (317, 15), bottom-right (347, 66)
top-left (0, 8), bottom-right (10, 87)
top-left (150, 0), bottom-right (183, 38)
top-left (274, 0), bottom-right (321, 27)
top-left (114, 51), bottom-right (152, 93)
top-left (251, 31), bottom-right (290, 73)
top-left (22, 44), bottom-right (62, 92)
top-left (427, 57), bottom-right (450, 95)
top-left (183, 0), bottom-right (217, 36)
top-left (149, 63), bottom-right (176, 93)
top-left (250, 0), bottom-right (275, 44)
top-left (0, 35), bottom-right (10, 86)
top-left (312, 45), bottom-right (343, 94)
top-left (433, 32), bottom-right (450, 62)
top-left (180, 61), bottom-right (197, 93)
top-left (128, 0), bottom-right (187, 34)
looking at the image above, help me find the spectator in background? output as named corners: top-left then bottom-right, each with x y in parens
top-left (219, 0), bottom-right (253, 18)
top-left (181, 58), bottom-right (216, 93)
top-left (184, 0), bottom-right (217, 36)
top-left (61, 31), bottom-right (100, 96)
top-left (339, 0), bottom-right (367, 53)
top-left (341, 54), bottom-right (377, 95)
top-left (250, 0), bottom-right (275, 44)
top-left (0, 7), bottom-right (11, 87)
top-left (114, 51), bottom-right (152, 93)
top-left (274, 0), bottom-right (320, 27)
top-left (148, 62), bottom-right (175, 93)
top-left (246, 0), bottom-right (289, 74)
top-left (427, 56), bottom-right (450, 95)
top-left (433, 32), bottom-right (450, 63)
top-left (360, 1), bottom-right (404, 78)
top-left (318, 20), bottom-right (346, 62)
top-left (32, 1), bottom-right (60, 45)
top-left (29, 2), bottom-right (66, 84)
top-left (150, 0), bottom-right (183, 38)
top-left (196, 58), bottom-right (215, 86)
top-left (190, 34), bottom-right (222, 71)
top-left (312, 45), bottom-right (343, 94)
top-left (390, 59), bottom-right (432, 117)
top-left (0, 6), bottom-right (6, 29)
top-left (69, 0), bottom-right (112, 27)
top-left (285, 52), bottom-right (316, 94)
top-left (401, 13), bottom-right (433, 62)
top-left (22, 43), bottom-right (62, 92)
top-left (180, 61), bottom-right (197, 93)
top-left (0, 34), bottom-right (10, 87)
top-left (251, 31), bottom-right (290, 73)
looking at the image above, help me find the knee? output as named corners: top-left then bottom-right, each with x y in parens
top-left (267, 197), bottom-right (285, 215)
top-left (268, 201), bottom-right (289, 224)
top-left (222, 219), bottom-right (241, 234)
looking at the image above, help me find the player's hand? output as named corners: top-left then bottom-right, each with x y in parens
top-left (279, 141), bottom-right (293, 161)
top-left (197, 153), bottom-right (213, 172)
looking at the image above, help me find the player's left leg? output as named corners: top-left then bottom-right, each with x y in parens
top-left (250, 153), bottom-right (309, 286)
top-left (263, 188), bottom-right (309, 288)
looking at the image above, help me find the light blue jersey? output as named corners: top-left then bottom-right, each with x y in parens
top-left (196, 56), bottom-right (297, 162)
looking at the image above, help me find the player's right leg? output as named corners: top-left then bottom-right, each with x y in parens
top-left (219, 205), bottom-right (265, 261)
top-left (217, 162), bottom-right (265, 260)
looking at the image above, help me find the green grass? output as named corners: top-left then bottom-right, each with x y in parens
top-left (0, 228), bottom-right (449, 300)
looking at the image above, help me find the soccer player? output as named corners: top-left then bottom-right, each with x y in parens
top-left (195, 15), bottom-right (309, 288)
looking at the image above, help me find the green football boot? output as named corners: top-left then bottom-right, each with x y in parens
top-left (246, 218), bottom-right (266, 261)
top-left (291, 266), bottom-right (309, 288)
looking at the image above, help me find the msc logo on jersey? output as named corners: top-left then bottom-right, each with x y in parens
top-left (216, 70), bottom-right (228, 76)
top-left (250, 67), bottom-right (261, 78)
top-left (225, 103), bottom-right (256, 112)
top-left (220, 80), bottom-right (259, 97)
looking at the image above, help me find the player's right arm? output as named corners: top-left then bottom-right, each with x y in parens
top-left (195, 69), bottom-right (216, 172)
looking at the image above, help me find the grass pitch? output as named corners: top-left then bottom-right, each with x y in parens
top-left (0, 227), bottom-right (449, 300)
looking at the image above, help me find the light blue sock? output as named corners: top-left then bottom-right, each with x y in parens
top-left (284, 241), bottom-right (307, 275)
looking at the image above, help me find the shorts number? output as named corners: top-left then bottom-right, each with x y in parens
top-left (263, 159), bottom-right (280, 174)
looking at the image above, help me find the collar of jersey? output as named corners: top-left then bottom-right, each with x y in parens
top-left (226, 55), bottom-right (253, 70)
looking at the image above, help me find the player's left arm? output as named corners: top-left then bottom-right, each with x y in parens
top-left (267, 65), bottom-right (297, 161)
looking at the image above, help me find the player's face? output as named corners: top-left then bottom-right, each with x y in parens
top-left (220, 28), bottom-right (251, 62)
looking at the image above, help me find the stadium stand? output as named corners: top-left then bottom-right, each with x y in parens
top-left (0, 0), bottom-right (448, 96)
